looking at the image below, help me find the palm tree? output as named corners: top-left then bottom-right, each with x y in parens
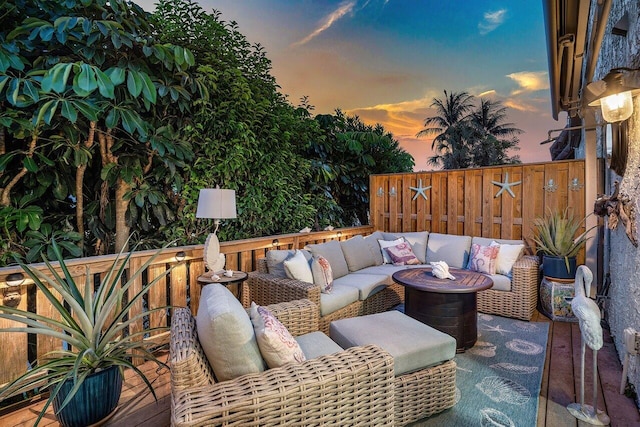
top-left (418, 93), bottom-right (523, 169)
top-left (417, 90), bottom-right (475, 169)
top-left (468, 98), bottom-right (522, 166)
top-left (417, 90), bottom-right (475, 148)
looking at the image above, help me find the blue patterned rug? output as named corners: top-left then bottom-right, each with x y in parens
top-left (411, 312), bottom-right (549, 427)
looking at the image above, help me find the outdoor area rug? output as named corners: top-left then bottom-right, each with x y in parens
top-left (409, 312), bottom-right (550, 427)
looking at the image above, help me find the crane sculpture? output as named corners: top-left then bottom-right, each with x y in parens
top-left (566, 265), bottom-right (610, 425)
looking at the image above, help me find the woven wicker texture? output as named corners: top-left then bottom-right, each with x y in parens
top-left (170, 306), bottom-right (396, 427)
top-left (394, 359), bottom-right (457, 425)
top-left (477, 255), bottom-right (540, 321)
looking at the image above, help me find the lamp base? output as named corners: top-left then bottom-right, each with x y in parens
top-left (204, 233), bottom-right (226, 273)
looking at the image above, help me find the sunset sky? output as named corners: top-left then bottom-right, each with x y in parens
top-left (141, 0), bottom-right (568, 170)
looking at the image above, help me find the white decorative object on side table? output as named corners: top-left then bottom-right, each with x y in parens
top-left (196, 187), bottom-right (237, 273)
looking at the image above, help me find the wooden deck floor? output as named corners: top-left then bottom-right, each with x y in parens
top-left (1, 310), bottom-right (639, 426)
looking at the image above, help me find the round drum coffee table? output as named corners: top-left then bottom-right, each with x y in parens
top-left (392, 267), bottom-right (493, 352)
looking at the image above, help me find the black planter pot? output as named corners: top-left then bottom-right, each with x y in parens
top-left (53, 366), bottom-right (123, 427)
top-left (542, 255), bottom-right (577, 281)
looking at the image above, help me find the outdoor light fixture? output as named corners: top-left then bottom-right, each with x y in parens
top-left (377, 187), bottom-right (384, 197)
top-left (5, 272), bottom-right (25, 287)
top-left (175, 251), bottom-right (186, 262)
top-left (196, 187), bottom-right (237, 273)
top-left (585, 68), bottom-right (640, 123)
top-left (272, 239), bottom-right (279, 247)
top-left (389, 187), bottom-right (397, 197)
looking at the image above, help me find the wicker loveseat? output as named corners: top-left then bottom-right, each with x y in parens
top-left (248, 232), bottom-right (540, 331)
top-left (169, 299), bottom-right (396, 426)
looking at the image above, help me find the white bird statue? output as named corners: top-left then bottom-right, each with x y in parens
top-left (566, 265), bottom-right (610, 425)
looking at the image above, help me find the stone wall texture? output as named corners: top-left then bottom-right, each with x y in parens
top-left (593, 0), bottom-right (640, 405)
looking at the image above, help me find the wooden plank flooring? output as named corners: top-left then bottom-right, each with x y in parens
top-left (2, 311), bottom-right (639, 426)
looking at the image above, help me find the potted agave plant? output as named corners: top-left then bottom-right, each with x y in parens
top-left (0, 239), bottom-right (174, 426)
top-left (532, 208), bottom-right (593, 281)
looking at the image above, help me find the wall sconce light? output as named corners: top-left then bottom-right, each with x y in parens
top-left (544, 179), bottom-right (558, 193)
top-left (5, 272), bottom-right (25, 287)
top-left (389, 187), bottom-right (397, 197)
top-left (175, 251), bottom-right (186, 262)
top-left (586, 68), bottom-right (640, 123)
top-left (336, 231), bottom-right (342, 238)
top-left (376, 187), bottom-right (384, 197)
top-left (272, 239), bottom-right (279, 247)
top-left (569, 178), bottom-right (584, 192)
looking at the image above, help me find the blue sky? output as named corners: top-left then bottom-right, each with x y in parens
top-left (140, 0), bottom-right (566, 170)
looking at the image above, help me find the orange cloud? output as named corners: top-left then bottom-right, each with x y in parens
top-left (507, 71), bottom-right (549, 95)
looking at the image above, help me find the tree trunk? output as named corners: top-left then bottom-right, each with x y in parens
top-left (0, 133), bottom-right (37, 207)
top-left (76, 122), bottom-right (97, 252)
top-left (114, 177), bottom-right (131, 253)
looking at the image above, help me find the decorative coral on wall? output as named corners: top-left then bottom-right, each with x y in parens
top-left (594, 180), bottom-right (638, 247)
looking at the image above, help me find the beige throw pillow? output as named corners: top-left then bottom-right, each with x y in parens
top-left (196, 284), bottom-right (266, 381)
top-left (490, 241), bottom-right (525, 277)
top-left (283, 250), bottom-right (313, 283)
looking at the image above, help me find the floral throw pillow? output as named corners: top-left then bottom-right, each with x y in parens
top-left (250, 302), bottom-right (306, 369)
top-left (385, 242), bottom-right (421, 266)
top-left (466, 243), bottom-right (499, 274)
top-left (311, 255), bottom-right (333, 293)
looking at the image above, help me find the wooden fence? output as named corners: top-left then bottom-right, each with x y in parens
top-left (0, 226), bottom-right (372, 390)
top-left (370, 160), bottom-right (586, 248)
top-left (0, 159), bottom-right (589, 395)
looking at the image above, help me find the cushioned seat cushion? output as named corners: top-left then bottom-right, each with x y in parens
top-left (295, 331), bottom-right (344, 360)
top-left (319, 284), bottom-right (360, 316)
top-left (196, 284), bottom-right (266, 381)
top-left (426, 233), bottom-right (472, 268)
top-left (351, 264), bottom-right (423, 276)
top-left (330, 311), bottom-right (456, 376)
top-left (484, 273), bottom-right (512, 291)
top-left (340, 235), bottom-right (377, 272)
top-left (332, 273), bottom-right (389, 300)
top-left (363, 231), bottom-right (385, 265)
top-left (306, 240), bottom-right (350, 279)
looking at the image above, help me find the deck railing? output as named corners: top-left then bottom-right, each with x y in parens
top-left (0, 225), bottom-right (373, 393)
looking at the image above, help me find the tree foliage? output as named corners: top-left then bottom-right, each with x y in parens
top-left (0, 0), bottom-right (415, 265)
top-left (417, 91), bottom-right (521, 169)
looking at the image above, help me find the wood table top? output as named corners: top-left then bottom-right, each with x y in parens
top-left (392, 267), bottom-right (493, 294)
top-left (197, 270), bottom-right (248, 284)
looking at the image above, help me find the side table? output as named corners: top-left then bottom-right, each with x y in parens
top-left (197, 271), bottom-right (249, 306)
top-left (539, 277), bottom-right (577, 322)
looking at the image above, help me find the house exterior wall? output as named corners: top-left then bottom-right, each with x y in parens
top-left (591, 0), bottom-right (640, 404)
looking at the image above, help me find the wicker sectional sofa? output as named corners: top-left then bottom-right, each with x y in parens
top-left (170, 286), bottom-right (457, 426)
top-left (248, 231), bottom-right (540, 332)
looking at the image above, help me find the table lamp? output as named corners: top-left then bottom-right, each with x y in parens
top-left (196, 187), bottom-right (237, 273)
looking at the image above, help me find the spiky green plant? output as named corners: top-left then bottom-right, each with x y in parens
top-left (0, 239), bottom-right (174, 425)
top-left (532, 208), bottom-right (593, 272)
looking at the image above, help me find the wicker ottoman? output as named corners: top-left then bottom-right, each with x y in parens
top-left (330, 310), bottom-right (457, 425)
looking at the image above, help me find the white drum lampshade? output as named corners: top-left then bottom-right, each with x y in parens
top-left (196, 188), bottom-right (237, 221)
top-left (196, 188), bottom-right (237, 272)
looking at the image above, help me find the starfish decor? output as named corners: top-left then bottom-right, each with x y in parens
top-left (491, 172), bottom-right (521, 198)
top-left (409, 179), bottom-right (432, 201)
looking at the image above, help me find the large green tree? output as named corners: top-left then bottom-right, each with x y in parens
top-left (0, 0), bottom-right (196, 261)
top-left (311, 110), bottom-right (414, 226)
top-left (151, 0), bottom-right (318, 242)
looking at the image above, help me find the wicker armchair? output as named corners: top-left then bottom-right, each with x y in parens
top-left (169, 299), bottom-right (396, 427)
top-left (477, 255), bottom-right (540, 321)
top-left (249, 258), bottom-right (403, 333)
